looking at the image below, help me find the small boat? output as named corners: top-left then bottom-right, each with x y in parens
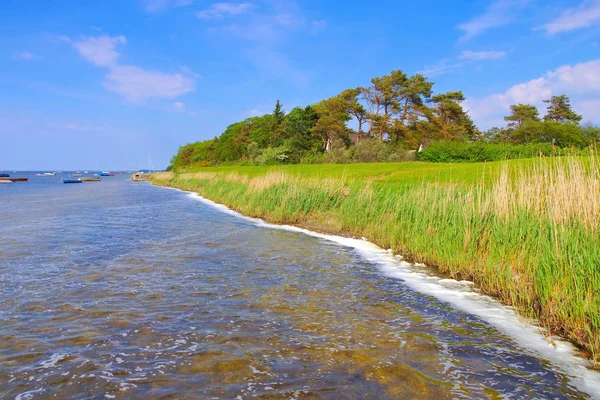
top-left (99, 172), bottom-right (115, 177)
top-left (82, 177), bottom-right (101, 182)
top-left (10, 178), bottom-right (28, 182)
top-left (62, 178), bottom-right (83, 184)
top-left (73, 173), bottom-right (83, 177)
top-left (37, 172), bottom-right (56, 176)
top-left (0, 173), bottom-right (10, 178)
top-left (0, 180), bottom-right (13, 184)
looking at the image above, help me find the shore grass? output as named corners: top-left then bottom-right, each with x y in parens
top-left (150, 156), bottom-right (600, 366)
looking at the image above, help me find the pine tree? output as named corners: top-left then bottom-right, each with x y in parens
top-left (543, 95), bottom-right (582, 124)
top-left (273, 100), bottom-right (286, 124)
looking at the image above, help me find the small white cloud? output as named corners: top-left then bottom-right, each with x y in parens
top-left (198, 2), bottom-right (253, 19)
top-left (457, 0), bottom-right (528, 41)
top-left (71, 35), bottom-right (126, 67)
top-left (104, 65), bottom-right (195, 102)
top-left (173, 101), bottom-right (186, 112)
top-left (460, 50), bottom-right (506, 60)
top-left (538, 0), bottom-right (600, 35)
top-left (13, 51), bottom-right (35, 60)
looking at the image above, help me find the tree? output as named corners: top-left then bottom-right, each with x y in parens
top-left (428, 91), bottom-right (478, 141)
top-left (362, 70), bottom-right (433, 143)
top-left (312, 96), bottom-right (352, 151)
top-left (504, 104), bottom-right (540, 129)
top-left (284, 106), bottom-right (320, 161)
top-left (543, 95), bottom-right (582, 124)
top-left (273, 100), bottom-right (286, 123)
top-left (338, 88), bottom-right (368, 141)
top-left (511, 120), bottom-right (587, 147)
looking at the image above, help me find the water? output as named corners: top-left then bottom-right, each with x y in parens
top-left (1, 172), bottom-right (599, 399)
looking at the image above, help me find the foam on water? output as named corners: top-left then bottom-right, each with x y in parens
top-left (170, 187), bottom-right (600, 399)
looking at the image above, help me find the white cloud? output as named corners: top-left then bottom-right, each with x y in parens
top-left (105, 66), bottom-right (195, 102)
top-left (457, 0), bottom-right (528, 41)
top-left (539, 0), bottom-right (600, 35)
top-left (460, 50), bottom-right (506, 60)
top-left (197, 2), bottom-right (253, 19)
top-left (71, 36), bottom-right (126, 67)
top-left (463, 59), bottom-right (600, 130)
top-left (65, 35), bottom-right (196, 102)
top-left (13, 51), bottom-right (36, 60)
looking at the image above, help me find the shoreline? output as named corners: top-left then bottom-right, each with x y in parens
top-left (150, 180), bottom-right (600, 397)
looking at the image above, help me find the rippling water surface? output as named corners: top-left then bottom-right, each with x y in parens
top-left (0, 173), bottom-right (597, 399)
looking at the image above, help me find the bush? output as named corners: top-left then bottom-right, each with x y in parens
top-left (417, 141), bottom-right (559, 163)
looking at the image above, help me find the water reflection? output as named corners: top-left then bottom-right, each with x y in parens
top-left (0, 174), bottom-right (592, 398)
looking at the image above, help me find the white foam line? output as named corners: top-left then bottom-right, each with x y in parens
top-left (161, 185), bottom-right (600, 398)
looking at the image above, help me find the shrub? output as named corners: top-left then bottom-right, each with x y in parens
top-left (417, 141), bottom-right (560, 163)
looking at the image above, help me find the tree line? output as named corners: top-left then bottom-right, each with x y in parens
top-left (169, 69), bottom-right (598, 169)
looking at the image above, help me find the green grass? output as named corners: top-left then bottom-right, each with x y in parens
top-left (151, 156), bottom-right (600, 366)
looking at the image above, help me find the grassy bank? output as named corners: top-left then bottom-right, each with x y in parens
top-left (149, 157), bottom-right (600, 366)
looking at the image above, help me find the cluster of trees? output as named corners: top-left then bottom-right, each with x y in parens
top-left (482, 95), bottom-right (599, 147)
top-left (169, 70), bottom-right (598, 169)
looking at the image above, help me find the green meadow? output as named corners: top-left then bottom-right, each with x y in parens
top-left (150, 156), bottom-right (600, 366)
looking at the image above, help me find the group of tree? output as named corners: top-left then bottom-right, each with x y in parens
top-left (169, 70), bottom-right (598, 169)
top-left (482, 95), bottom-right (599, 147)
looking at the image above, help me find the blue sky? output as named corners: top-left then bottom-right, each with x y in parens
top-left (1, 0), bottom-right (599, 170)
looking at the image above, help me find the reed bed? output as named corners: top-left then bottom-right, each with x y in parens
top-left (150, 156), bottom-right (600, 366)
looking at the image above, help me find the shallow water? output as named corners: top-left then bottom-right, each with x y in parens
top-left (0, 172), bottom-right (597, 399)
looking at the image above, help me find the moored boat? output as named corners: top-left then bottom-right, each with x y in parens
top-left (82, 177), bottom-right (101, 182)
top-left (62, 178), bottom-right (83, 184)
top-left (99, 172), bottom-right (115, 177)
top-left (10, 178), bottom-right (28, 182)
top-left (0, 180), bottom-right (13, 184)
top-left (0, 173), bottom-right (10, 178)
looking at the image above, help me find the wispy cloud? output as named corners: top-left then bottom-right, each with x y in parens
top-left (460, 50), bottom-right (507, 60)
top-left (538, 0), bottom-right (600, 35)
top-left (13, 51), bottom-right (36, 61)
top-left (463, 59), bottom-right (600, 129)
top-left (197, 2), bottom-right (254, 19)
top-left (46, 122), bottom-right (105, 132)
top-left (65, 35), bottom-right (196, 102)
top-left (457, 0), bottom-right (528, 41)
top-left (172, 101), bottom-right (196, 116)
top-left (419, 60), bottom-right (464, 77)
top-left (141, 0), bottom-right (193, 12)
top-left (70, 35), bottom-right (126, 67)
top-left (311, 20), bottom-right (326, 34)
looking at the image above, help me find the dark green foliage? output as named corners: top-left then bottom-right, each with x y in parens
top-left (504, 104), bottom-right (540, 128)
top-left (543, 94), bottom-right (583, 124)
top-left (417, 141), bottom-right (561, 162)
